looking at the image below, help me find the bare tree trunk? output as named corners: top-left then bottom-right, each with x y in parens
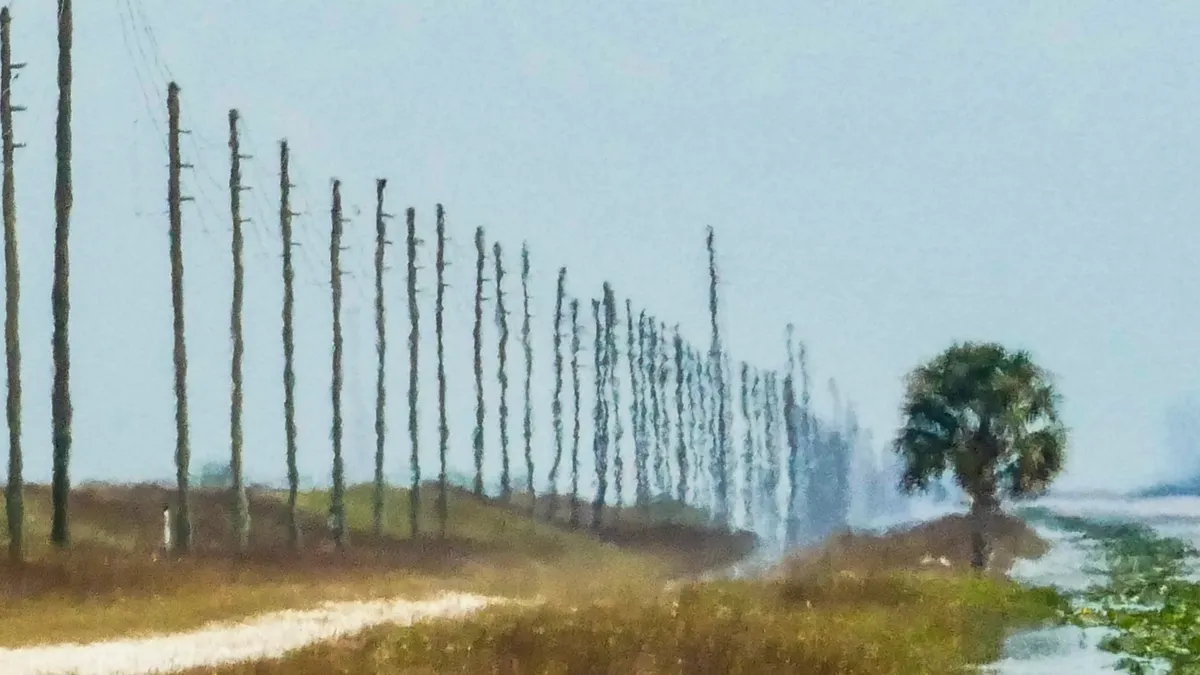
top-left (167, 82), bottom-right (191, 554)
top-left (372, 179), bottom-right (389, 537)
top-left (328, 180), bottom-right (347, 550)
top-left (0, 8), bottom-right (23, 562)
top-left (278, 141), bottom-right (300, 550)
top-left (227, 109), bottom-right (249, 554)
top-left (50, 0), bottom-right (73, 549)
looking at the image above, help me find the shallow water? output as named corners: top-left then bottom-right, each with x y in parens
top-left (986, 495), bottom-right (1200, 674)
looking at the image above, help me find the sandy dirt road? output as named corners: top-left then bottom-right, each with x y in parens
top-left (0, 592), bottom-right (507, 675)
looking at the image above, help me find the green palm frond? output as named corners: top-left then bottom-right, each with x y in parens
top-left (893, 341), bottom-right (1067, 505)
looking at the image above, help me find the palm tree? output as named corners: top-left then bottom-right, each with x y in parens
top-left (893, 341), bottom-right (1067, 570)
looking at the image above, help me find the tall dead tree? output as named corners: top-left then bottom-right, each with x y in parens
top-left (372, 179), bottom-right (390, 537)
top-left (435, 205), bottom-right (449, 536)
top-left (278, 141), bottom-right (300, 549)
top-left (167, 82), bottom-right (191, 553)
top-left (406, 207), bottom-right (420, 537)
top-left (0, 7), bottom-right (23, 561)
top-left (472, 227), bottom-right (486, 496)
top-left (329, 180), bottom-right (347, 550)
top-left (546, 268), bottom-right (566, 519)
top-left (706, 226), bottom-right (730, 528)
top-left (568, 298), bottom-right (582, 527)
top-left (494, 243), bottom-right (511, 502)
top-left (520, 244), bottom-right (534, 513)
top-left (50, 0), bottom-right (73, 549)
top-left (227, 109), bottom-right (249, 553)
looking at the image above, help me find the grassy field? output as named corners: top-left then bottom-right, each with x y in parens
top-left (190, 511), bottom-right (1069, 675)
top-left (0, 482), bottom-right (753, 647)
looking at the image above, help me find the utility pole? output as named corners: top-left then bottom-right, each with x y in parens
top-left (520, 244), bottom-right (534, 515)
top-left (706, 226), bottom-right (729, 530)
top-left (279, 140), bottom-right (300, 550)
top-left (329, 179), bottom-right (346, 550)
top-left (227, 109), bottom-right (249, 554)
top-left (168, 82), bottom-right (192, 553)
top-left (471, 227), bottom-right (486, 497)
top-left (50, 0), bottom-right (73, 549)
top-left (405, 207), bottom-right (420, 538)
top-left (372, 179), bottom-right (389, 537)
top-left (1, 6), bottom-right (25, 562)
top-left (494, 243), bottom-right (510, 502)
top-left (435, 205), bottom-right (449, 536)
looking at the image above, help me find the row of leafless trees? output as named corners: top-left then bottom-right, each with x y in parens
top-left (0, 3), bottom-right (870, 561)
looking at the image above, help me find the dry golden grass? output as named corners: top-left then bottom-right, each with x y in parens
top-left (0, 483), bottom-right (752, 647)
top-left (183, 511), bottom-right (1065, 675)
top-left (187, 568), bottom-right (1063, 675)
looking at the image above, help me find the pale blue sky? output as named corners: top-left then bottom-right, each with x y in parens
top-left (2, 1), bottom-right (1197, 495)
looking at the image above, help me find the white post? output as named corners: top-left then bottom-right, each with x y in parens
top-left (162, 504), bottom-right (172, 553)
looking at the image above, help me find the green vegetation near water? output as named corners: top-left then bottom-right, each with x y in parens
top-left (1020, 506), bottom-right (1200, 674)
